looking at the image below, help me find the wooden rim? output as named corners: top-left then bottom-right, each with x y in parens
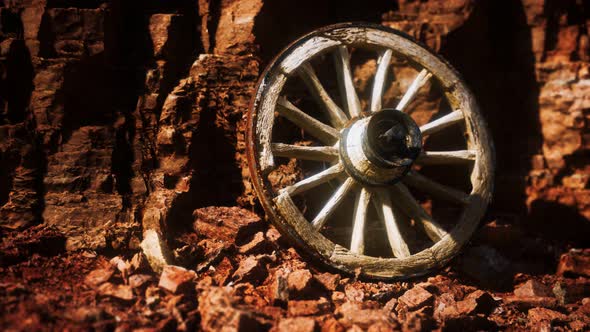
top-left (246, 23), bottom-right (495, 279)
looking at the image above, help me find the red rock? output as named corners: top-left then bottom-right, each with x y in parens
top-left (158, 265), bottom-right (197, 294)
top-left (97, 282), bottom-right (134, 302)
top-left (287, 298), bottom-right (331, 317)
top-left (193, 207), bottom-right (263, 244)
top-left (552, 279), bottom-right (590, 305)
top-left (398, 286), bottom-right (434, 311)
top-left (287, 269), bottom-right (314, 296)
top-left (110, 256), bottom-right (131, 277)
top-left (557, 249), bottom-right (590, 278)
top-left (196, 239), bottom-right (227, 272)
top-left (514, 279), bottom-right (552, 297)
top-left (84, 268), bottom-right (113, 287)
top-left (199, 287), bottom-right (260, 331)
top-left (65, 306), bottom-right (108, 323)
top-left (314, 272), bottom-right (341, 291)
top-left (336, 302), bottom-right (392, 329)
top-left (321, 317), bottom-right (345, 332)
top-left (569, 320), bottom-right (587, 331)
top-left (503, 295), bottom-right (558, 310)
top-left (232, 255), bottom-right (268, 284)
top-left (130, 252), bottom-right (150, 274)
top-left (367, 321), bottom-right (398, 332)
top-left (528, 308), bottom-right (568, 330)
top-left (384, 297), bottom-right (398, 312)
top-left (129, 274), bottom-right (152, 289)
top-left (456, 290), bottom-right (496, 315)
top-left (276, 317), bottom-right (317, 332)
top-left (331, 291), bottom-right (346, 304)
top-left (266, 227), bottom-right (282, 244)
top-left (434, 293), bottom-right (459, 320)
top-left (344, 284), bottom-right (365, 303)
top-left (239, 231), bottom-right (271, 254)
top-left (347, 325), bottom-right (363, 332)
top-left (401, 306), bottom-right (436, 332)
top-left (212, 257), bottom-right (233, 286)
top-left (267, 269), bottom-right (289, 305)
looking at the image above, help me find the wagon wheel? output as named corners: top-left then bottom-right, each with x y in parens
top-left (246, 23), bottom-right (494, 279)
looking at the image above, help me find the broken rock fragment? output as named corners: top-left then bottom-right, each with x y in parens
top-left (287, 269), bottom-right (314, 297)
top-left (557, 249), bottom-right (590, 278)
top-left (456, 290), bottom-right (496, 315)
top-left (84, 267), bottom-right (114, 287)
top-left (128, 274), bottom-right (153, 290)
top-left (199, 287), bottom-right (260, 331)
top-left (97, 282), bottom-right (134, 302)
top-left (528, 307), bottom-right (568, 331)
top-left (275, 317), bottom-right (317, 332)
top-left (398, 285), bottom-right (434, 311)
top-left (337, 302), bottom-right (393, 329)
top-left (158, 265), bottom-right (197, 294)
top-left (504, 279), bottom-right (558, 309)
top-left (239, 231), bottom-right (271, 255)
top-left (232, 255), bottom-right (270, 284)
top-left (514, 279), bottom-right (552, 297)
top-left (193, 206), bottom-right (264, 244)
top-left (314, 272), bottom-right (341, 291)
top-left (287, 298), bottom-right (331, 317)
top-left (140, 229), bottom-right (174, 274)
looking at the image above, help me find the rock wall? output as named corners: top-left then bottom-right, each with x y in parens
top-left (0, 0), bottom-right (588, 250)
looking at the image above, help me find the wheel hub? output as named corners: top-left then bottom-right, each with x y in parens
top-left (339, 109), bottom-right (422, 186)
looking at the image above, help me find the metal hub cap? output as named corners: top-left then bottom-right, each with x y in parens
top-left (340, 109), bottom-right (422, 186)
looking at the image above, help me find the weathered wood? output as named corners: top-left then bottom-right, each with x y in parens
top-left (312, 177), bottom-right (356, 229)
top-left (298, 63), bottom-right (349, 128)
top-left (256, 73), bottom-right (287, 172)
top-left (271, 143), bottom-right (338, 162)
top-left (334, 46), bottom-right (362, 118)
top-left (420, 110), bottom-right (464, 136)
top-left (416, 150), bottom-right (477, 165)
top-left (391, 183), bottom-right (447, 242)
top-left (372, 188), bottom-right (411, 258)
top-left (370, 49), bottom-right (393, 113)
top-left (396, 69), bottom-right (432, 111)
top-left (281, 163), bottom-right (344, 196)
top-left (403, 171), bottom-right (470, 205)
top-left (276, 96), bottom-right (339, 145)
top-left (350, 187), bottom-right (371, 254)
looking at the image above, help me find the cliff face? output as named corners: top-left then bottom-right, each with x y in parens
top-left (0, 0), bottom-right (588, 248)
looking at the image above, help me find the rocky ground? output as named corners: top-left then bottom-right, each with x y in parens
top-left (1, 207), bottom-right (589, 331)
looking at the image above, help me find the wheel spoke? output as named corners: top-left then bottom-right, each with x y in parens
top-left (396, 69), bottom-right (432, 112)
top-left (312, 177), bottom-right (356, 229)
top-left (370, 49), bottom-right (393, 113)
top-left (281, 163), bottom-right (344, 196)
top-left (350, 187), bottom-right (371, 254)
top-left (403, 171), bottom-right (470, 205)
top-left (372, 188), bottom-right (411, 258)
top-left (272, 143), bottom-right (338, 162)
top-left (420, 110), bottom-right (464, 136)
top-left (334, 46), bottom-right (361, 118)
top-left (298, 63), bottom-right (348, 128)
top-left (391, 183), bottom-right (448, 242)
top-left (277, 96), bottom-right (339, 145)
top-left (416, 150), bottom-right (477, 165)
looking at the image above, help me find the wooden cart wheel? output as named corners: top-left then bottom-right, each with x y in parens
top-left (246, 23), bottom-right (494, 279)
